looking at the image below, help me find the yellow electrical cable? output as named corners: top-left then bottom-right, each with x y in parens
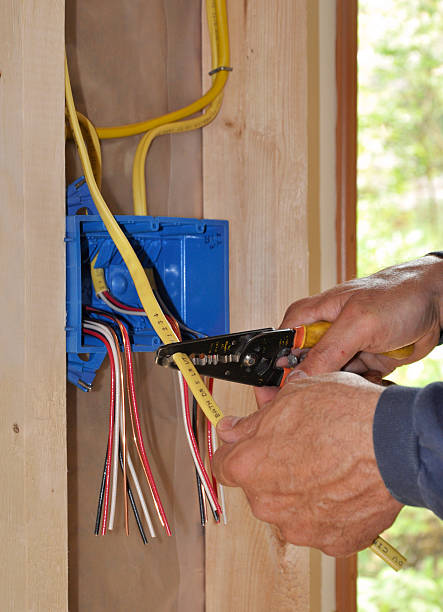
top-left (66, 111), bottom-right (103, 188)
top-left (65, 54), bottom-right (224, 425)
top-left (132, 95), bottom-right (223, 215)
top-left (95, 0), bottom-right (230, 139)
top-left (78, 112), bottom-right (102, 188)
top-left (206, 0), bottom-right (220, 69)
top-left (132, 0), bottom-right (223, 215)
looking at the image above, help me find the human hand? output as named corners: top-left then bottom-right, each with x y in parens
top-left (281, 255), bottom-right (443, 379)
top-left (212, 372), bottom-right (403, 556)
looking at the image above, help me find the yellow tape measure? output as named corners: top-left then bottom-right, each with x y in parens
top-left (370, 536), bottom-right (407, 571)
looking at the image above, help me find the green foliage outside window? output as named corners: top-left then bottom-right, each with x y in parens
top-left (357, 0), bottom-right (443, 609)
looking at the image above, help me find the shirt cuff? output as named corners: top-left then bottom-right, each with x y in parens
top-left (373, 385), bottom-right (423, 507)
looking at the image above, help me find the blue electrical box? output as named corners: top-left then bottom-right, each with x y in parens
top-left (66, 178), bottom-right (229, 390)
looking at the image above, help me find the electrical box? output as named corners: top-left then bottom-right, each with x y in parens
top-left (66, 177), bottom-right (229, 390)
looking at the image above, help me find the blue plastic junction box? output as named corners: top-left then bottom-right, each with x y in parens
top-left (66, 177), bottom-right (229, 390)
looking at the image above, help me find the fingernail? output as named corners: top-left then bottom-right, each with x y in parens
top-left (217, 416), bottom-right (242, 431)
top-left (287, 369), bottom-right (308, 380)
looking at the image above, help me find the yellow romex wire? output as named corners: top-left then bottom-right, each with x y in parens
top-left (65, 55), bottom-right (224, 425)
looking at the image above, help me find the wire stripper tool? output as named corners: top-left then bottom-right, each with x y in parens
top-left (158, 320), bottom-right (412, 571)
top-left (156, 321), bottom-right (414, 387)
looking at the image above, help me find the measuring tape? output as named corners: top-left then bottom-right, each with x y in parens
top-left (371, 536), bottom-right (407, 571)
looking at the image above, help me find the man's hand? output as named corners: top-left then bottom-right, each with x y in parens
top-left (281, 256), bottom-right (443, 379)
top-left (212, 372), bottom-right (403, 556)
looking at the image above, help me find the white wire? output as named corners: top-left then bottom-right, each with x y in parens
top-left (126, 450), bottom-right (156, 538)
top-left (83, 320), bottom-right (121, 529)
top-left (177, 372), bottom-right (219, 516)
top-left (98, 292), bottom-right (146, 316)
top-left (211, 423), bottom-right (227, 525)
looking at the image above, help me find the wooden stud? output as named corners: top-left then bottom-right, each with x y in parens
top-left (203, 2), bottom-right (314, 609)
top-left (0, 1), bottom-right (68, 609)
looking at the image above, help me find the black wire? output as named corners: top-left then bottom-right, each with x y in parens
top-left (118, 444), bottom-right (148, 545)
top-left (94, 445), bottom-right (108, 535)
top-left (192, 396), bottom-right (206, 526)
top-left (154, 290), bottom-right (206, 338)
top-left (193, 396), bottom-right (220, 524)
top-left (195, 472), bottom-right (206, 527)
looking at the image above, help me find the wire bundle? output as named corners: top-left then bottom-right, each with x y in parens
top-left (172, 324), bottom-right (226, 525)
top-left (84, 312), bottom-right (166, 541)
top-left (65, 0), bottom-right (231, 532)
top-left (83, 308), bottom-right (226, 534)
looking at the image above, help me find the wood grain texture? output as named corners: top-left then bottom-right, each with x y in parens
top-left (203, 2), bottom-right (313, 610)
top-left (0, 1), bottom-right (68, 610)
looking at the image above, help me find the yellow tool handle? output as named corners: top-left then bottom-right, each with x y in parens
top-left (303, 321), bottom-right (414, 360)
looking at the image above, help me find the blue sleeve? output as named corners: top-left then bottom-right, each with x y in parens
top-left (373, 382), bottom-right (443, 519)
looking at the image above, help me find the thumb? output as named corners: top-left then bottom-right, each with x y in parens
top-left (216, 410), bottom-right (262, 444)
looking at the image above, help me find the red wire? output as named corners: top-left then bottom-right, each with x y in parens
top-left (102, 291), bottom-right (144, 312)
top-left (83, 328), bottom-right (115, 535)
top-left (182, 378), bottom-right (222, 517)
top-left (85, 307), bottom-right (171, 536)
top-left (122, 325), bottom-right (172, 535)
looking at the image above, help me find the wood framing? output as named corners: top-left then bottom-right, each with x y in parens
top-left (335, 1), bottom-right (358, 611)
top-left (336, 0), bottom-right (358, 285)
top-left (0, 1), bottom-right (68, 609)
top-left (203, 2), bottom-right (318, 609)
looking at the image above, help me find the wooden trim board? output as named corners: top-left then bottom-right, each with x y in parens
top-left (335, 1), bottom-right (358, 610)
top-left (336, 0), bottom-right (358, 285)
